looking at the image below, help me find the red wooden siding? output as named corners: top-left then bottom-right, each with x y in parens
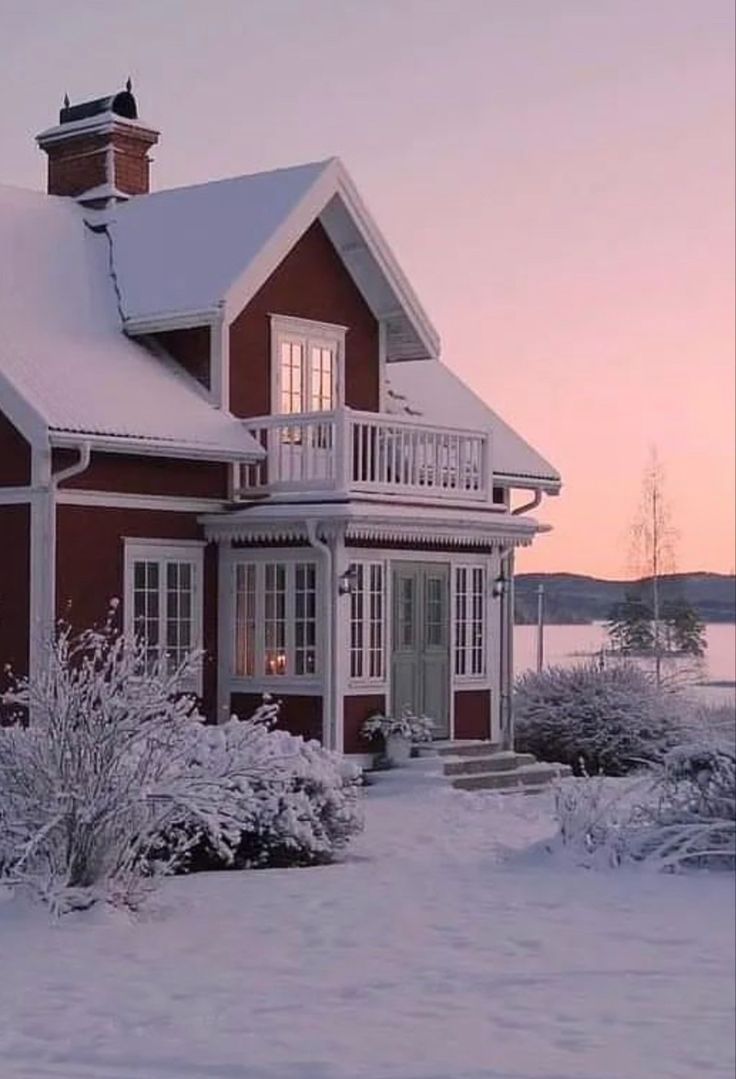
top-left (150, 326), bottom-right (211, 391)
top-left (0, 412), bottom-right (31, 486)
top-left (53, 451), bottom-right (229, 500)
top-left (230, 692), bottom-right (323, 743)
top-left (229, 220), bottom-right (379, 418)
top-left (55, 505), bottom-right (219, 718)
top-left (344, 693), bottom-right (385, 754)
top-left (453, 689), bottom-right (491, 741)
top-left (0, 505), bottom-right (30, 693)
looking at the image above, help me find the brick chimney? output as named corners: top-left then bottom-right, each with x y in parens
top-left (36, 82), bottom-right (159, 207)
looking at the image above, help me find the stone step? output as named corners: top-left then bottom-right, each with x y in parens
top-left (442, 751), bottom-right (536, 777)
top-left (451, 761), bottom-right (572, 793)
top-left (416, 740), bottom-right (502, 759)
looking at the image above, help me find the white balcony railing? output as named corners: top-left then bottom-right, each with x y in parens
top-left (236, 408), bottom-right (493, 503)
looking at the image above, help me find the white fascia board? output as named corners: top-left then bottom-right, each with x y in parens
top-left (495, 473), bottom-right (562, 493)
top-left (0, 371), bottom-right (49, 451)
top-left (223, 160), bottom-right (342, 325)
top-left (334, 162), bottom-right (440, 360)
top-left (49, 430), bottom-right (265, 463)
top-left (122, 307), bottom-right (222, 335)
top-left (221, 158), bottom-right (441, 362)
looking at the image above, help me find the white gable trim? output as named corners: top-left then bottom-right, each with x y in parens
top-left (221, 159), bottom-right (440, 360)
top-left (0, 371), bottom-right (49, 450)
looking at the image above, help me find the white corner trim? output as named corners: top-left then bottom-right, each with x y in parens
top-left (0, 371), bottom-right (49, 451)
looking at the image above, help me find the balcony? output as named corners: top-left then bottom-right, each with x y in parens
top-left (235, 408), bottom-right (494, 505)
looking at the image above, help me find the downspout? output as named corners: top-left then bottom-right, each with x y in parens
top-left (511, 488), bottom-right (542, 516)
top-left (52, 442), bottom-right (92, 487)
top-left (305, 520), bottom-right (336, 751)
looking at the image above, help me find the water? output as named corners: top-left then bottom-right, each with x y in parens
top-left (514, 622), bottom-right (736, 706)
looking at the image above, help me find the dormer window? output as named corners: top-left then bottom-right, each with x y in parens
top-left (271, 315), bottom-right (346, 415)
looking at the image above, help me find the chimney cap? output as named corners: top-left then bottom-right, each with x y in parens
top-left (59, 85), bottom-right (138, 126)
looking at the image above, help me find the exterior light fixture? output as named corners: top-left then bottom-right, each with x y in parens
top-left (491, 573), bottom-right (507, 599)
top-left (338, 565), bottom-right (360, 596)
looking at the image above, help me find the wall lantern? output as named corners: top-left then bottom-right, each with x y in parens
top-left (338, 564), bottom-right (360, 596)
top-left (491, 573), bottom-right (507, 600)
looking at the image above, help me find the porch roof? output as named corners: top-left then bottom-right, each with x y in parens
top-left (201, 499), bottom-right (546, 548)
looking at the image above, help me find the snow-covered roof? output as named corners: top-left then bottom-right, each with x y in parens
top-left (386, 361), bottom-right (560, 488)
top-left (0, 184), bottom-right (263, 460)
top-left (104, 158), bottom-right (439, 361)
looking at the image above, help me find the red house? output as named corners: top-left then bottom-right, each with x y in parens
top-left (0, 86), bottom-right (560, 762)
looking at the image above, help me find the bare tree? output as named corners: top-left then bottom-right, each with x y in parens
top-left (628, 448), bottom-right (678, 685)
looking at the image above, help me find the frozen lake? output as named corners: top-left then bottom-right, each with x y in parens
top-left (515, 622), bottom-right (736, 706)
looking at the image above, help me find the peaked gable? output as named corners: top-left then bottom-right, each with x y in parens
top-left (105, 158), bottom-right (439, 362)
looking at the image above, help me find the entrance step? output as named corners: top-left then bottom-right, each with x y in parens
top-left (415, 740), bottom-right (502, 759)
top-left (441, 750), bottom-right (536, 777)
top-left (451, 761), bottom-right (572, 792)
top-left (409, 739), bottom-right (571, 794)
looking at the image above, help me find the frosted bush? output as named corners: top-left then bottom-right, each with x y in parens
top-left (514, 662), bottom-right (683, 775)
top-left (552, 737), bottom-right (735, 871)
top-left (0, 626), bottom-right (363, 912)
top-left (154, 720), bottom-right (364, 872)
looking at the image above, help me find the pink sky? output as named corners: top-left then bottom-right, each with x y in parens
top-left (2, 0), bottom-right (733, 577)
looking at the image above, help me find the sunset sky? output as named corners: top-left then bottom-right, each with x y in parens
top-left (2, 0), bottom-right (733, 578)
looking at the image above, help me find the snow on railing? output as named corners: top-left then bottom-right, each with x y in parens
top-left (236, 408), bottom-right (491, 502)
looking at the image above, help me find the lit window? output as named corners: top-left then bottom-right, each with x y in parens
top-left (454, 565), bottom-right (486, 678)
top-left (125, 542), bottom-right (203, 689)
top-left (272, 316), bottom-right (344, 416)
top-left (349, 562), bottom-right (385, 682)
top-left (234, 560), bottom-right (319, 680)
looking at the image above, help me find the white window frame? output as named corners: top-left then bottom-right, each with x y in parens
top-left (453, 563), bottom-right (487, 680)
top-left (231, 554), bottom-right (321, 684)
top-left (123, 539), bottom-right (205, 694)
top-left (348, 560), bottom-right (387, 686)
top-left (270, 314), bottom-right (347, 416)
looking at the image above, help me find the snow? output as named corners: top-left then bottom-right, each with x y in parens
top-left (106, 161), bottom-right (333, 322)
top-left (0, 185), bottom-right (261, 458)
top-left (387, 360), bottom-right (560, 485)
top-left (1, 766), bottom-right (733, 1079)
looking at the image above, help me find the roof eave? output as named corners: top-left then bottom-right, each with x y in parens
top-left (49, 430), bottom-right (265, 464)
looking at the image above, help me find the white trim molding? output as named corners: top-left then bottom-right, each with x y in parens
top-left (122, 539), bottom-right (205, 695)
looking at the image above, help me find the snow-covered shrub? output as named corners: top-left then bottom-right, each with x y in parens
top-left (551, 738), bottom-right (735, 871)
top-left (514, 662), bottom-right (682, 775)
top-left (0, 625), bottom-right (362, 912)
top-left (152, 720), bottom-right (364, 872)
top-left (361, 707), bottom-right (434, 743)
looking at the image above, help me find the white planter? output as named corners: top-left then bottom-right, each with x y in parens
top-left (385, 733), bottom-right (412, 767)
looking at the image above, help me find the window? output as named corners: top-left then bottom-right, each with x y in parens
top-left (271, 316), bottom-right (345, 416)
top-left (124, 542), bottom-right (203, 688)
top-left (349, 562), bottom-right (385, 682)
top-left (234, 559), bottom-right (319, 680)
top-left (454, 565), bottom-right (486, 678)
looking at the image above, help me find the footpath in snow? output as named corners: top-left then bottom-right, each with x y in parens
top-left (1, 762), bottom-right (734, 1079)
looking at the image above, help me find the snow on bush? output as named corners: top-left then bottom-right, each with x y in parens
top-left (153, 720), bottom-right (364, 873)
top-left (551, 736), bottom-right (735, 871)
top-left (0, 625), bottom-right (363, 912)
top-left (514, 662), bottom-right (683, 775)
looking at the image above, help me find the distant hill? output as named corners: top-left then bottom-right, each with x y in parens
top-left (514, 572), bottom-right (736, 625)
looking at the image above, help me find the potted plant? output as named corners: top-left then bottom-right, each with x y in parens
top-left (361, 707), bottom-right (435, 766)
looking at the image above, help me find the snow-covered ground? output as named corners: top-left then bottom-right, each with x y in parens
top-left (1, 764), bottom-right (734, 1079)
